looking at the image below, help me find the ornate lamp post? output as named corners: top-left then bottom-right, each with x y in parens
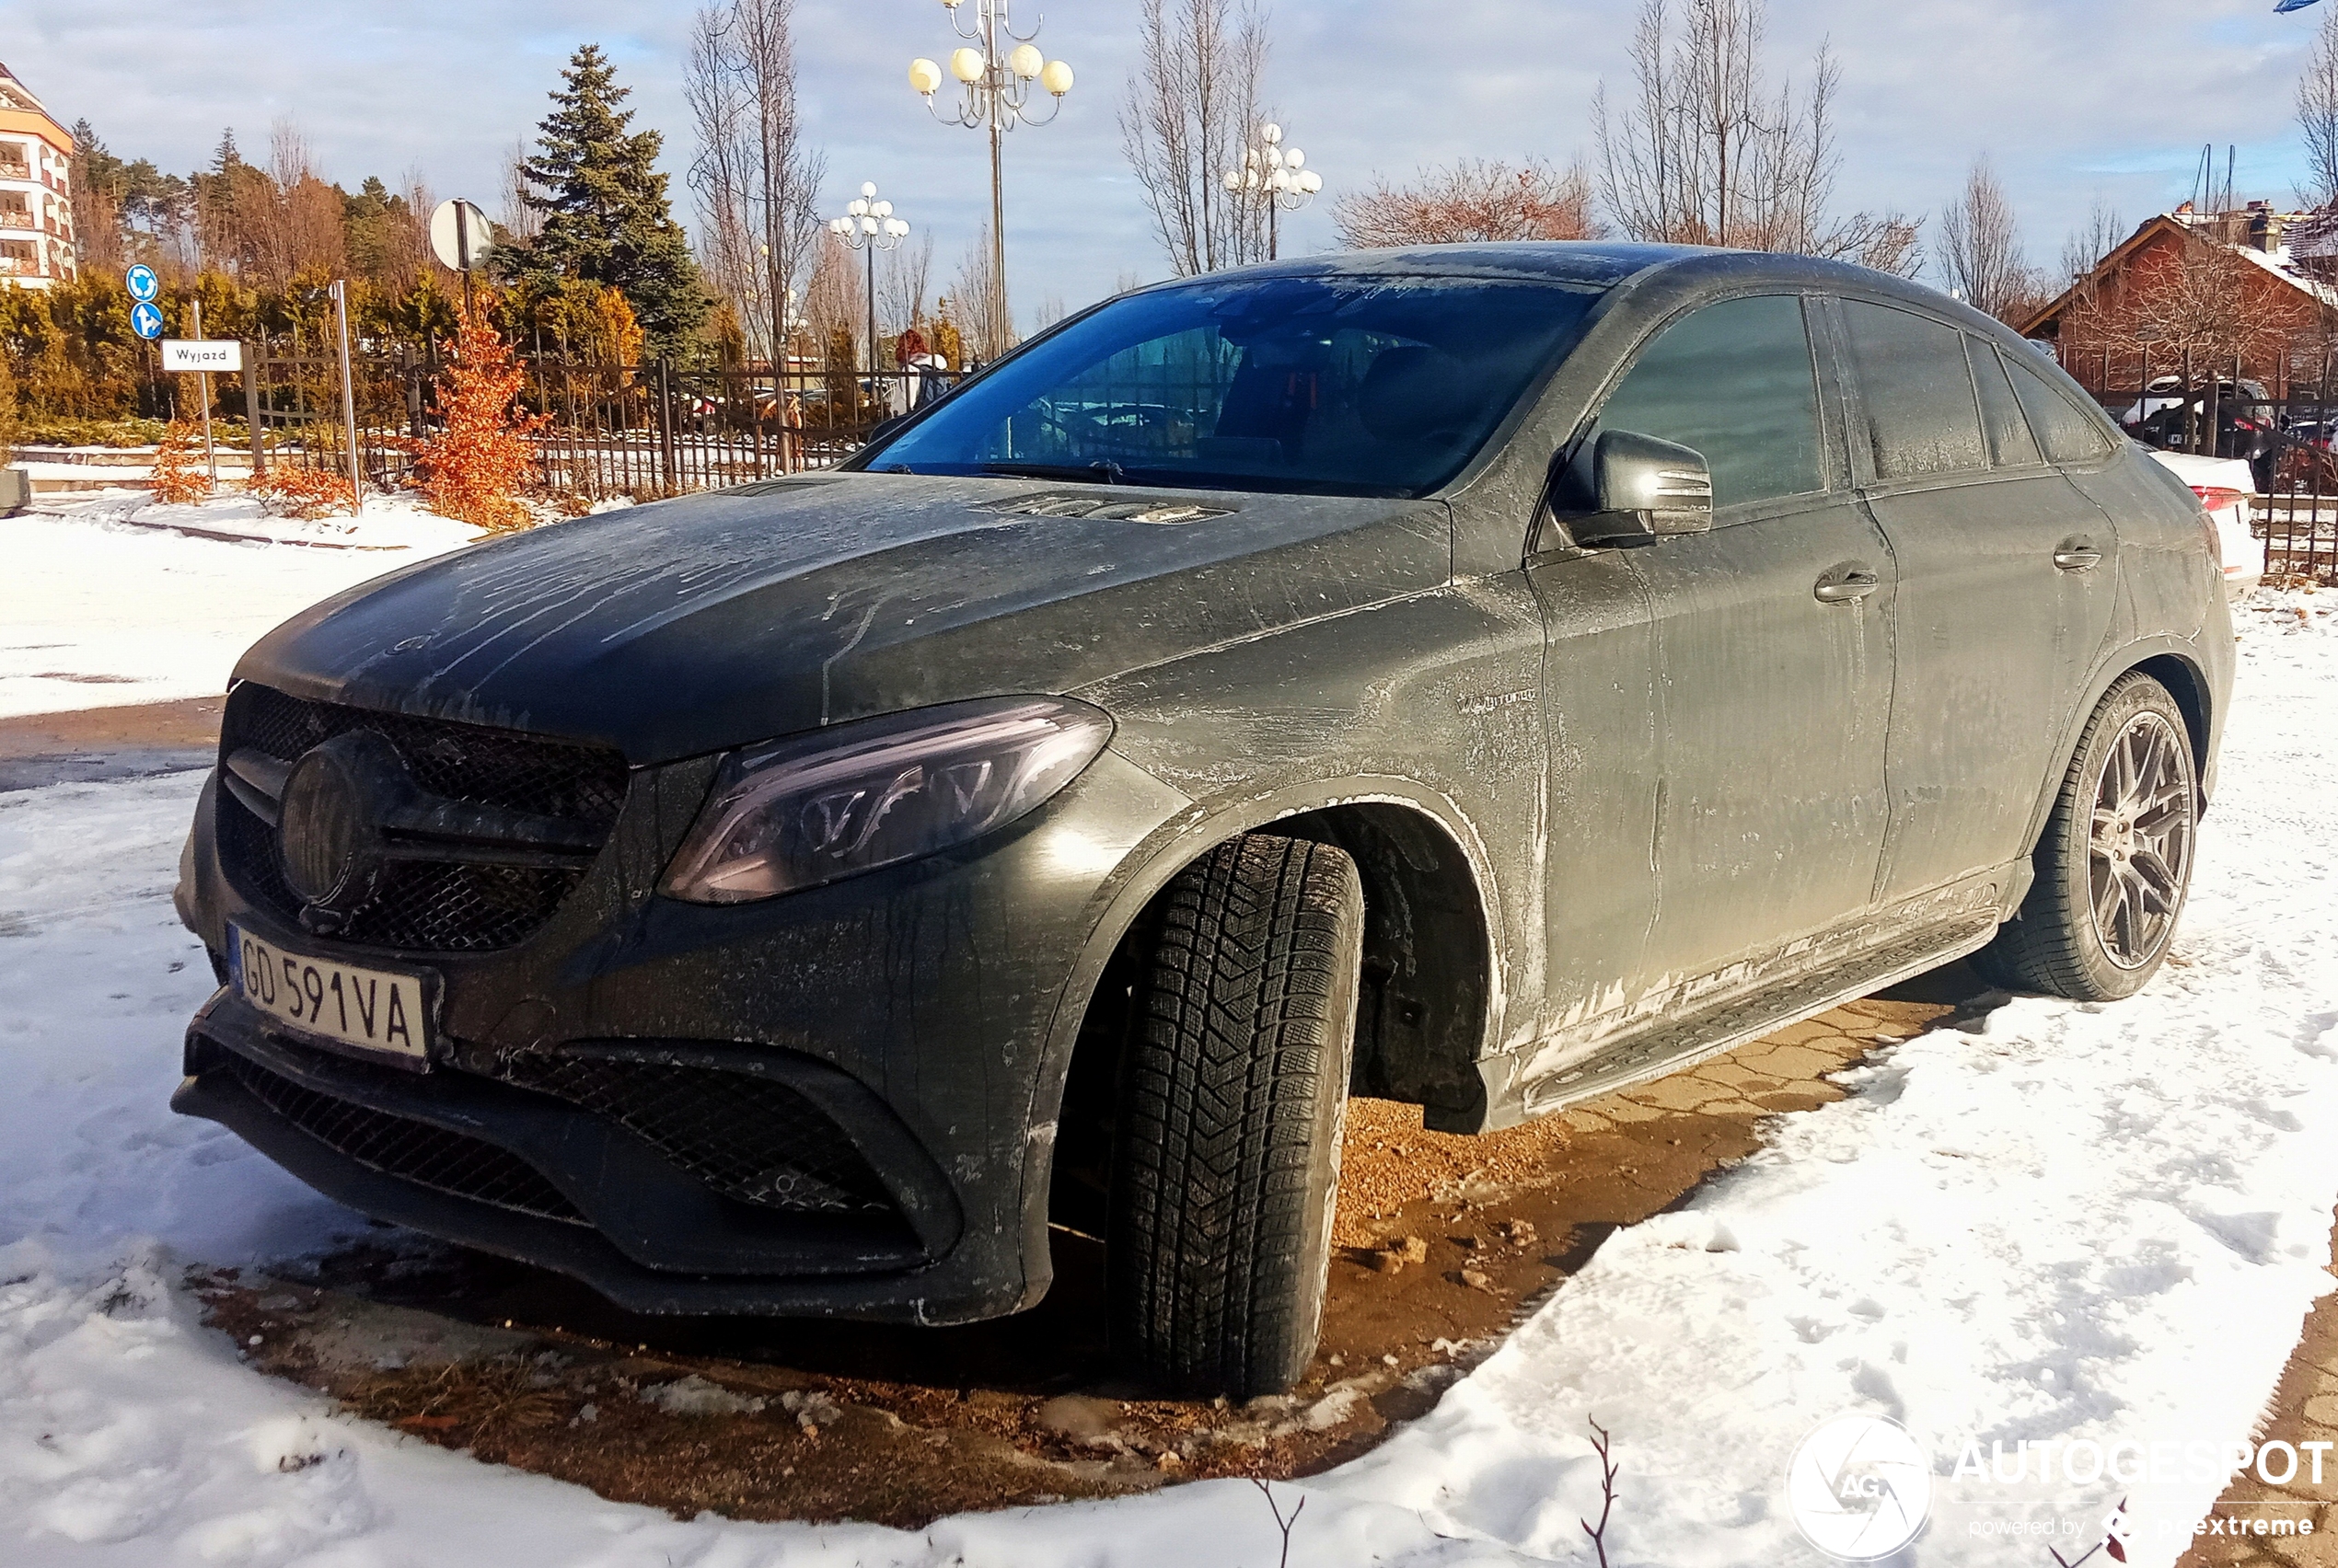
top-left (828, 183), bottom-right (911, 389)
top-left (909, 1), bottom-right (1073, 359)
top-left (1222, 122), bottom-right (1323, 261)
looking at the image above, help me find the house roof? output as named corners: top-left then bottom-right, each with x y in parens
top-left (2015, 210), bottom-right (2338, 339)
top-left (0, 64), bottom-right (52, 121)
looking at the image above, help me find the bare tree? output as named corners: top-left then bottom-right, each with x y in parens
top-left (950, 227), bottom-right (1010, 363)
top-left (1334, 159), bottom-right (1602, 248)
top-left (802, 229), bottom-right (864, 363)
top-left (249, 120), bottom-right (346, 288)
top-left (877, 230), bottom-right (934, 340)
top-left (1119, 0), bottom-right (1270, 276)
top-left (2059, 197), bottom-right (2126, 285)
top-left (498, 141), bottom-right (542, 247)
top-left (2302, 6), bottom-right (2338, 209)
top-left (1592, 0), bottom-right (1919, 273)
top-left (685, 0), bottom-right (827, 367)
top-left (1935, 156), bottom-right (2041, 322)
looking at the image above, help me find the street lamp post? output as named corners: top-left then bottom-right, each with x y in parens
top-left (828, 182), bottom-right (911, 404)
top-left (1222, 122), bottom-right (1324, 262)
top-left (909, 0), bottom-right (1073, 359)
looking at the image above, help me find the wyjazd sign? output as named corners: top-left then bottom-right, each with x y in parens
top-left (160, 340), bottom-right (243, 373)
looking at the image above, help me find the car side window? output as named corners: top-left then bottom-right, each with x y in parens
top-left (1968, 340), bottom-right (2043, 468)
top-left (1595, 294), bottom-right (1824, 511)
top-left (2003, 352), bottom-right (2115, 464)
top-left (1840, 299), bottom-right (1987, 481)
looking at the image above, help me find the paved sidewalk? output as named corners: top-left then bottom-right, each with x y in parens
top-left (0, 695), bottom-right (221, 790)
top-left (2179, 1216), bottom-right (2338, 1566)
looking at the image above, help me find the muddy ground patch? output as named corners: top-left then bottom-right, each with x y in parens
top-left (198, 979), bottom-right (1992, 1528)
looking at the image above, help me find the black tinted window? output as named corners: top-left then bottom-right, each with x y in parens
top-left (1842, 300), bottom-right (1986, 480)
top-left (1969, 340), bottom-right (2042, 468)
top-left (2004, 351), bottom-right (2113, 463)
top-left (865, 276), bottom-right (1601, 498)
top-left (1596, 294), bottom-right (1823, 509)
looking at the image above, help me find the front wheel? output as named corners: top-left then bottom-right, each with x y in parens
top-left (1107, 833), bottom-right (1363, 1398)
top-left (1973, 674), bottom-right (2198, 1000)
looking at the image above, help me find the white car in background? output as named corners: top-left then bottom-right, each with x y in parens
top-left (2148, 447), bottom-right (2265, 599)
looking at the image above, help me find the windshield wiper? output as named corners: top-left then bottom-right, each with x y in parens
top-left (979, 460), bottom-right (1128, 485)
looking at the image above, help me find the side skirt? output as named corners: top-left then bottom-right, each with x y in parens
top-left (1464, 861), bottom-right (2031, 1131)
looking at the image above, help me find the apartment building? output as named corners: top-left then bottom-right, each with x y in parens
top-left (0, 63), bottom-right (73, 287)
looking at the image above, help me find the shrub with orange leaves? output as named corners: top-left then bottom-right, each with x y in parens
top-left (249, 462), bottom-right (356, 520)
top-left (145, 419), bottom-right (210, 506)
top-left (412, 310), bottom-right (543, 532)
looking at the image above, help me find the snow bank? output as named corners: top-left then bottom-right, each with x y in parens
top-left (0, 494), bottom-right (479, 720)
top-left (2, 596), bottom-right (2334, 1565)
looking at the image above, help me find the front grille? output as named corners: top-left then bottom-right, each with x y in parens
top-left (224, 1053), bottom-right (584, 1223)
top-left (494, 1054), bottom-right (894, 1215)
top-left (216, 683), bottom-right (631, 953)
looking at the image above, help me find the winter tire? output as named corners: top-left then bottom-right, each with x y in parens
top-left (1973, 673), bottom-right (2198, 1001)
top-left (1108, 833), bottom-right (1364, 1398)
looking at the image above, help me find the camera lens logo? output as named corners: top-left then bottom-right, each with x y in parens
top-left (1787, 1414), bottom-right (1933, 1561)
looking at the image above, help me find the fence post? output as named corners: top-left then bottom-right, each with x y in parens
top-left (243, 342), bottom-right (266, 477)
top-left (656, 356), bottom-right (678, 495)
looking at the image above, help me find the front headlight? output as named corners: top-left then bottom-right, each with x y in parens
top-left (660, 697), bottom-right (1115, 905)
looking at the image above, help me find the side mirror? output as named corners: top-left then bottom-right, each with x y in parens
top-left (1571, 429), bottom-right (1714, 548)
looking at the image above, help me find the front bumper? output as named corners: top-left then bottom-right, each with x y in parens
top-left (174, 740), bottom-right (1193, 1323)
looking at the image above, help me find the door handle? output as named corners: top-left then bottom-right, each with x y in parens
top-left (2054, 546), bottom-right (2104, 572)
top-left (1814, 567), bottom-right (1881, 604)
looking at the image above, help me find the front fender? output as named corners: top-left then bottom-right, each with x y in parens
top-left (1012, 769), bottom-right (1507, 1297)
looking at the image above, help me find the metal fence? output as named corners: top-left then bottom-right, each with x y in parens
top-left (2088, 375), bottom-right (2338, 583)
top-left (238, 340), bottom-right (962, 503)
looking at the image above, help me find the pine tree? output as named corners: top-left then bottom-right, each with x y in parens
top-left (503, 45), bottom-right (709, 360)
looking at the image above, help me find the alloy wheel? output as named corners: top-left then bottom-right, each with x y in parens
top-left (2087, 710), bottom-right (2195, 971)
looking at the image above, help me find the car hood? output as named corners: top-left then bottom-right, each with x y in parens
top-left (236, 473), bottom-right (1452, 764)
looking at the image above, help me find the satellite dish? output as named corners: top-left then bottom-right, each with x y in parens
top-left (429, 199), bottom-right (495, 271)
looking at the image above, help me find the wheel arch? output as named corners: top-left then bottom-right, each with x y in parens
top-left (2025, 639), bottom-right (2216, 859)
top-left (1017, 779), bottom-right (1504, 1293)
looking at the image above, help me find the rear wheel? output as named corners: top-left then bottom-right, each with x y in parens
top-left (1107, 833), bottom-right (1363, 1398)
top-left (1973, 674), bottom-right (2198, 1000)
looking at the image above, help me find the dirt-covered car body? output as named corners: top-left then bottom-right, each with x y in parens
top-left (172, 243), bottom-right (2232, 1329)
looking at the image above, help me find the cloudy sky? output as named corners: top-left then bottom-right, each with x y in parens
top-left (4, 0), bottom-right (2328, 323)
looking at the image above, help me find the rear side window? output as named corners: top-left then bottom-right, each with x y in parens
top-left (1968, 340), bottom-right (2043, 468)
top-left (2004, 352), bottom-right (2114, 463)
top-left (1841, 299), bottom-right (1987, 481)
top-left (1596, 294), bottom-right (1824, 510)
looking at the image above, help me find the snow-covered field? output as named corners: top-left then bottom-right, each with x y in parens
top-left (1, 593), bottom-right (2333, 1566)
top-left (0, 493), bottom-right (479, 720)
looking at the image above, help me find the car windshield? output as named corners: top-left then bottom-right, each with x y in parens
top-left (858, 275), bottom-right (1604, 498)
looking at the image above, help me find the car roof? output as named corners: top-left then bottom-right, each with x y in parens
top-left (1144, 241), bottom-right (1981, 316)
top-left (1177, 241), bottom-right (1712, 288)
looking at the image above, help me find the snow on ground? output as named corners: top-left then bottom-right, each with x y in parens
top-left (1, 594), bottom-right (2335, 1566)
top-left (0, 491), bottom-right (479, 720)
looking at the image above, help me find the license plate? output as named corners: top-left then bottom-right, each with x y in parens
top-left (226, 924), bottom-right (433, 1065)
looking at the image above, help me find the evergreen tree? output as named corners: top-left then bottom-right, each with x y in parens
top-left (503, 44), bottom-right (708, 358)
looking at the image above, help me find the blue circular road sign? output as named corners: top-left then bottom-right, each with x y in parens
top-left (130, 301), bottom-right (164, 340)
top-left (124, 264), bottom-right (158, 303)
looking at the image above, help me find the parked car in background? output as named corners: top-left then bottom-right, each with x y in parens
top-left (2122, 375), bottom-right (2277, 488)
top-left (2149, 448), bottom-right (2265, 599)
top-left (172, 244), bottom-right (2234, 1397)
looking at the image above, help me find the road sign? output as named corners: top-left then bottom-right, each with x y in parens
top-left (124, 264), bottom-right (157, 303)
top-left (161, 340), bottom-right (243, 373)
top-left (429, 198), bottom-right (494, 271)
top-left (130, 301), bottom-right (164, 340)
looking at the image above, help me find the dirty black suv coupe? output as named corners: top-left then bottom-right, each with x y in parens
top-left (174, 244), bottom-right (2232, 1396)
